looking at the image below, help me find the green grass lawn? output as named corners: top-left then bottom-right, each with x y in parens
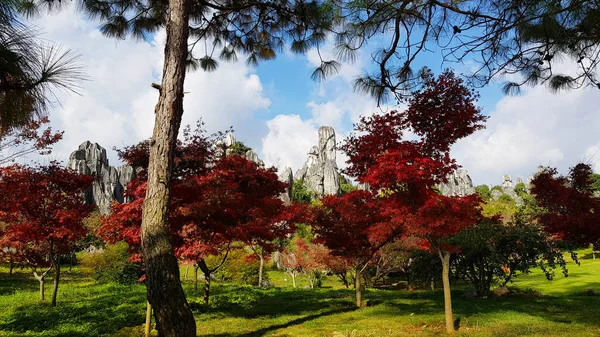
top-left (1, 250), bottom-right (600, 337)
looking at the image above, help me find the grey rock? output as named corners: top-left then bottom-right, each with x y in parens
top-left (438, 169), bottom-right (476, 197)
top-left (295, 126), bottom-right (340, 198)
top-left (278, 167), bottom-right (293, 204)
top-left (68, 141), bottom-right (136, 214)
top-left (224, 132), bottom-right (236, 147)
top-left (489, 174), bottom-right (524, 206)
top-left (491, 189), bottom-right (503, 200)
top-left (245, 150), bottom-right (264, 167)
top-left (502, 175), bottom-right (513, 189)
top-left (357, 183), bottom-right (371, 192)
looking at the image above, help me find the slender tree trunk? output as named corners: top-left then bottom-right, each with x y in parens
top-left (194, 265), bottom-right (199, 293)
top-left (51, 263), bottom-right (60, 307)
top-left (203, 272), bottom-right (210, 305)
top-left (355, 268), bottom-right (362, 307)
top-left (140, 0), bottom-right (195, 333)
top-left (9, 258), bottom-right (14, 275)
top-left (39, 277), bottom-right (45, 301)
top-left (145, 302), bottom-right (152, 337)
top-left (258, 254), bottom-right (264, 287)
top-left (439, 250), bottom-right (454, 334)
top-left (184, 264), bottom-right (189, 280)
top-left (70, 252), bottom-right (74, 272)
top-left (291, 272), bottom-right (296, 288)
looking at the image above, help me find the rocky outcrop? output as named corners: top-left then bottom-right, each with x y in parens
top-left (491, 174), bottom-right (523, 206)
top-left (278, 167), bottom-right (294, 204)
top-left (68, 141), bottom-right (136, 214)
top-left (438, 169), bottom-right (476, 197)
top-left (245, 149), bottom-right (265, 167)
top-left (295, 126), bottom-right (341, 198)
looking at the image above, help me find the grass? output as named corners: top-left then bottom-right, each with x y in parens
top-left (0, 249), bottom-right (599, 337)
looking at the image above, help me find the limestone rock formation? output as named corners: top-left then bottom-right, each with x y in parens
top-left (438, 169), bottom-right (476, 197)
top-left (68, 141), bottom-right (136, 214)
top-left (278, 167), bottom-right (293, 204)
top-left (245, 149), bottom-right (265, 167)
top-left (295, 126), bottom-right (341, 198)
top-left (491, 174), bottom-right (524, 206)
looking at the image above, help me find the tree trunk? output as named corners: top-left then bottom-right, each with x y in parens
top-left (51, 263), bottom-right (60, 307)
top-left (355, 268), bottom-right (362, 307)
top-left (9, 258), bottom-right (14, 275)
top-left (184, 264), bottom-right (189, 280)
top-left (291, 272), bottom-right (296, 288)
top-left (258, 254), bottom-right (264, 287)
top-left (145, 302), bottom-right (152, 337)
top-left (439, 250), bottom-right (454, 334)
top-left (203, 272), bottom-right (210, 305)
top-left (39, 276), bottom-right (45, 301)
top-left (139, 0), bottom-right (196, 333)
top-left (194, 265), bottom-right (199, 293)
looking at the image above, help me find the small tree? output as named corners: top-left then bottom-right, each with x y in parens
top-left (531, 163), bottom-right (600, 246)
top-left (341, 70), bottom-right (487, 333)
top-left (0, 163), bottom-right (92, 306)
top-left (311, 190), bottom-right (394, 307)
top-left (452, 217), bottom-right (568, 296)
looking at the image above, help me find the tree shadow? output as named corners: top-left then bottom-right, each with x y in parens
top-left (204, 307), bottom-right (358, 337)
top-left (0, 280), bottom-right (147, 336)
top-left (187, 284), bottom-right (356, 319)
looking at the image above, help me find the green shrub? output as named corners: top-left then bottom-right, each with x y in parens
top-left (216, 249), bottom-right (261, 285)
top-left (79, 242), bottom-right (141, 284)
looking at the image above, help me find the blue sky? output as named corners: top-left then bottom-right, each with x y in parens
top-left (25, 8), bottom-right (600, 187)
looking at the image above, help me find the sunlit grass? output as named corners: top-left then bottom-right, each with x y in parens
top-left (0, 249), bottom-right (599, 336)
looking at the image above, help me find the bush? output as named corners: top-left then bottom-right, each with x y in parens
top-left (79, 242), bottom-right (141, 284)
top-left (216, 249), bottom-right (261, 285)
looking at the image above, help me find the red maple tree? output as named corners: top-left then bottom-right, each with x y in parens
top-left (0, 117), bottom-right (63, 165)
top-left (340, 69), bottom-right (486, 332)
top-left (531, 163), bottom-right (600, 246)
top-left (101, 128), bottom-right (301, 303)
top-left (311, 190), bottom-right (394, 306)
top-left (0, 163), bottom-right (92, 306)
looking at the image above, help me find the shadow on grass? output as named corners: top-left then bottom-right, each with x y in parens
top-left (0, 270), bottom-right (147, 337)
top-left (205, 307), bottom-right (358, 337)
top-left (187, 284), bottom-right (356, 319)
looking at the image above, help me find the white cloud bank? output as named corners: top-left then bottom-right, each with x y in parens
top-left (453, 85), bottom-right (600, 186)
top-left (27, 8), bottom-right (270, 166)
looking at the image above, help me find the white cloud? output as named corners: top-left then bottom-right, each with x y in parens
top-left (262, 114), bottom-right (318, 171)
top-left (452, 85), bottom-right (600, 186)
top-left (25, 9), bottom-right (271, 166)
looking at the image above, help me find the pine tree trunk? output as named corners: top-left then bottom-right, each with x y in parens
top-left (203, 272), bottom-right (210, 305)
top-left (258, 254), bottom-right (264, 287)
top-left (145, 302), bottom-right (152, 337)
top-left (355, 269), bottom-right (362, 307)
top-left (439, 250), bottom-right (454, 334)
top-left (139, 0), bottom-right (196, 333)
top-left (51, 263), bottom-right (60, 307)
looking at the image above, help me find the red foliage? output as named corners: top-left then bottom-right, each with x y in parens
top-left (0, 117), bottom-right (63, 165)
top-left (339, 70), bottom-right (485, 253)
top-left (100, 131), bottom-right (301, 265)
top-left (312, 190), bottom-right (394, 268)
top-left (0, 163), bottom-right (92, 268)
top-left (531, 163), bottom-right (600, 245)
